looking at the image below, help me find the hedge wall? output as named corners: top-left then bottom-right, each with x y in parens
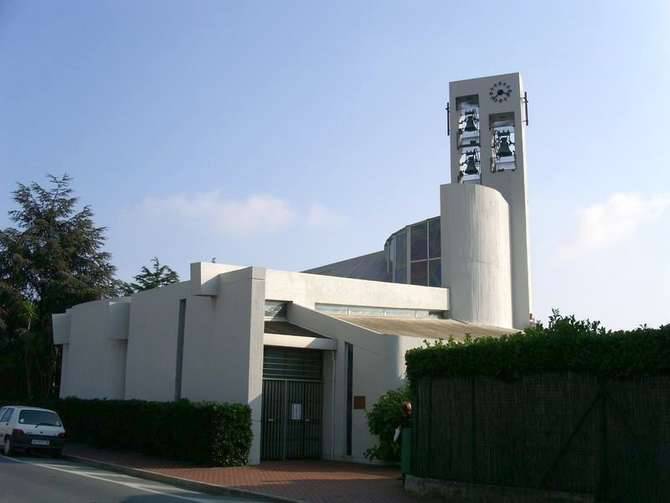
top-left (406, 312), bottom-right (670, 382)
top-left (0, 398), bottom-right (252, 466)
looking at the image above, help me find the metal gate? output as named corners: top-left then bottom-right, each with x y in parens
top-left (261, 347), bottom-right (323, 460)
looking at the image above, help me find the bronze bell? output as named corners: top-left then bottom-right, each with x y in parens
top-left (464, 113), bottom-right (477, 132)
top-left (497, 137), bottom-right (513, 157)
top-left (464, 154), bottom-right (479, 175)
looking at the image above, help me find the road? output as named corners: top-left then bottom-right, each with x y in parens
top-left (0, 454), bottom-right (268, 503)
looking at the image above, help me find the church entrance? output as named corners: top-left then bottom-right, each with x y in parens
top-left (261, 346), bottom-right (323, 460)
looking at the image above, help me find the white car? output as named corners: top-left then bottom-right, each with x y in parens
top-left (0, 405), bottom-right (66, 457)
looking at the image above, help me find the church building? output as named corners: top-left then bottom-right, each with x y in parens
top-left (52, 73), bottom-right (532, 465)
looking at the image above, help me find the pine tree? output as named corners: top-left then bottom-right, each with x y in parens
top-left (127, 257), bottom-right (179, 292)
top-left (0, 174), bottom-right (117, 399)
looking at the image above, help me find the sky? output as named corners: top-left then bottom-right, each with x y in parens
top-left (1, 0), bottom-right (669, 330)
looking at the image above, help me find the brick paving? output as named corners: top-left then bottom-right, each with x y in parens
top-left (64, 444), bottom-right (438, 503)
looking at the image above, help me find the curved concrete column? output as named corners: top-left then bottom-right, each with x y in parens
top-left (441, 183), bottom-right (513, 328)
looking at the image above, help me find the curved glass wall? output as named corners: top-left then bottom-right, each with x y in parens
top-left (384, 216), bottom-right (441, 287)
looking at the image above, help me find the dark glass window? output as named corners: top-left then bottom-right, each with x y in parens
top-left (411, 222), bottom-right (427, 261)
top-left (428, 218), bottom-right (441, 258)
top-left (0, 408), bottom-right (12, 422)
top-left (395, 231), bottom-right (407, 283)
top-left (18, 409), bottom-right (61, 426)
top-left (411, 261), bottom-right (428, 286)
top-left (429, 259), bottom-right (442, 287)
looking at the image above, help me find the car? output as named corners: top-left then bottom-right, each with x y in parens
top-left (0, 405), bottom-right (66, 457)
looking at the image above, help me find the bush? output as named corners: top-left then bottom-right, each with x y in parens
top-left (406, 311), bottom-right (670, 383)
top-left (364, 385), bottom-right (410, 462)
top-left (0, 398), bottom-right (252, 466)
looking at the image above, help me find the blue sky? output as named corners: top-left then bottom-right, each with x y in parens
top-left (1, 0), bottom-right (669, 329)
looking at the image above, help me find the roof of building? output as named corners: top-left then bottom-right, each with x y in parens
top-left (302, 250), bottom-right (389, 282)
top-left (333, 316), bottom-right (517, 341)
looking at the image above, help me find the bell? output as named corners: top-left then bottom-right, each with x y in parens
top-left (464, 155), bottom-right (479, 175)
top-left (497, 137), bottom-right (513, 157)
top-left (464, 114), bottom-right (477, 132)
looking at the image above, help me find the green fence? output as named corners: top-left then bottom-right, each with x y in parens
top-left (411, 373), bottom-right (670, 501)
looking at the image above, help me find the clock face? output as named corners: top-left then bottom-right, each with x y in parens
top-left (489, 81), bottom-right (512, 103)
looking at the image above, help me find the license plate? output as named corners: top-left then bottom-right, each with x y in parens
top-left (31, 439), bottom-right (49, 446)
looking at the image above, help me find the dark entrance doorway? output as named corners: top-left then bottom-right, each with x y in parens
top-left (261, 346), bottom-right (323, 460)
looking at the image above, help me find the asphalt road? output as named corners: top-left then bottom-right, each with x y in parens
top-left (0, 454), bottom-right (268, 503)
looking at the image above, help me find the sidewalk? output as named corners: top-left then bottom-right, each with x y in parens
top-left (64, 444), bottom-right (437, 503)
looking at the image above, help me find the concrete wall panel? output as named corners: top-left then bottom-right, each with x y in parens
top-left (62, 300), bottom-right (127, 399)
top-left (124, 282), bottom-right (191, 401)
top-left (441, 183), bottom-right (513, 328)
top-left (266, 269), bottom-right (448, 312)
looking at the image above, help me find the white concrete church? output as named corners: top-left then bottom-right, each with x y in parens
top-left (53, 73), bottom-right (532, 465)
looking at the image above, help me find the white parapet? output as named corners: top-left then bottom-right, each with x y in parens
top-left (441, 183), bottom-right (514, 328)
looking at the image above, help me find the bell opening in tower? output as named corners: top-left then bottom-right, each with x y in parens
top-left (456, 95), bottom-right (481, 184)
top-left (490, 112), bottom-right (516, 172)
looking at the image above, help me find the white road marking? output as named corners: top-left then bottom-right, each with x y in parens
top-left (0, 455), bottom-right (256, 502)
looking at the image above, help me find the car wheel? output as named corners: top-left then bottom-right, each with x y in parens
top-left (3, 436), bottom-right (13, 456)
top-left (51, 448), bottom-right (63, 458)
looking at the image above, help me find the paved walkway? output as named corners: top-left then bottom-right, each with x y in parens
top-left (65, 444), bottom-right (437, 503)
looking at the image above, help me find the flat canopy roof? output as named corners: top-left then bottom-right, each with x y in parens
top-left (334, 316), bottom-right (517, 341)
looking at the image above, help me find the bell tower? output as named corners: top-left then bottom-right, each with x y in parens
top-left (446, 72), bottom-right (532, 328)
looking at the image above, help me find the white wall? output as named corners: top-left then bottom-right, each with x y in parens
top-left (265, 269), bottom-right (449, 311)
top-left (180, 266), bottom-right (266, 464)
top-left (54, 263), bottom-right (452, 465)
top-left (124, 281), bottom-right (191, 401)
top-left (441, 183), bottom-right (514, 328)
top-left (60, 300), bottom-right (128, 399)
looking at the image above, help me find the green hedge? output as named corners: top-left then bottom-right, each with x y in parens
top-left (0, 398), bottom-right (252, 466)
top-left (406, 312), bottom-right (670, 382)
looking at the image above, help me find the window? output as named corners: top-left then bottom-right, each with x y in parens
top-left (315, 303), bottom-right (444, 319)
top-left (387, 217), bottom-right (441, 286)
top-left (394, 230), bottom-right (407, 283)
top-left (18, 409), bottom-right (61, 426)
top-left (428, 218), bottom-right (441, 258)
top-left (411, 261), bottom-right (428, 286)
top-left (265, 301), bottom-right (287, 320)
top-left (490, 112), bottom-right (516, 172)
top-left (0, 408), bottom-right (12, 423)
top-left (456, 95), bottom-right (481, 184)
top-left (409, 218), bottom-right (441, 286)
top-left (429, 259), bottom-right (442, 287)
top-left (411, 222), bottom-right (428, 261)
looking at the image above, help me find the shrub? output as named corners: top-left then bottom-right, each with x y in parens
top-left (406, 311), bottom-right (670, 383)
top-left (364, 385), bottom-right (410, 462)
top-left (0, 398), bottom-right (252, 466)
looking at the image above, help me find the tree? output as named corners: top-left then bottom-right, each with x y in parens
top-left (0, 174), bottom-right (117, 399)
top-left (364, 384), bottom-right (411, 462)
top-left (122, 257), bottom-right (179, 293)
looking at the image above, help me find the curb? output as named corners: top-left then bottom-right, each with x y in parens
top-left (63, 454), bottom-right (302, 503)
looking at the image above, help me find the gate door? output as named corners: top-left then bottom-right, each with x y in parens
top-left (261, 347), bottom-right (323, 460)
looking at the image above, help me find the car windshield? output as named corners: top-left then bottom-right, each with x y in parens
top-left (18, 410), bottom-right (62, 427)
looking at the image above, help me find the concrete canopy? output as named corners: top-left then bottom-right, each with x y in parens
top-left (333, 315), bottom-right (518, 341)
